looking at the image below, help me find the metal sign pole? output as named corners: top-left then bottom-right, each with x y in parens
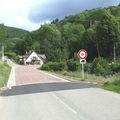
top-left (80, 60), bottom-right (85, 80)
top-left (82, 63), bottom-right (84, 80)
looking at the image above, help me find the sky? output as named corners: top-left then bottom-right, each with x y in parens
top-left (0, 0), bottom-right (120, 31)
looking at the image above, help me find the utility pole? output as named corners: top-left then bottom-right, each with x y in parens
top-left (1, 45), bottom-right (4, 61)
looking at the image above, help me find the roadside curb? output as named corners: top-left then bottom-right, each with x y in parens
top-left (7, 66), bottom-right (16, 89)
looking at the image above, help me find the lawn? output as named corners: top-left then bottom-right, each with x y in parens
top-left (0, 61), bottom-right (11, 88)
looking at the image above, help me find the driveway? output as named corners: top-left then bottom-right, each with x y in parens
top-left (15, 65), bottom-right (69, 85)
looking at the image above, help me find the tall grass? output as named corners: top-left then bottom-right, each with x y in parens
top-left (0, 61), bottom-right (11, 88)
top-left (54, 70), bottom-right (115, 83)
top-left (102, 75), bottom-right (120, 93)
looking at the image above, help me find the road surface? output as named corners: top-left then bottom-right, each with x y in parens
top-left (0, 65), bottom-right (120, 120)
top-left (0, 86), bottom-right (120, 120)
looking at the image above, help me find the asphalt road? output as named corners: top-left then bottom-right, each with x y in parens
top-left (0, 83), bottom-right (120, 120)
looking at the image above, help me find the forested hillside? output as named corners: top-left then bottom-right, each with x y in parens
top-left (0, 24), bottom-right (28, 58)
top-left (1, 4), bottom-right (120, 62)
top-left (22, 4), bottom-right (120, 61)
top-left (0, 24), bottom-right (27, 39)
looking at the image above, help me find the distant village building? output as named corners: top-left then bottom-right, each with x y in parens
top-left (19, 51), bottom-right (47, 66)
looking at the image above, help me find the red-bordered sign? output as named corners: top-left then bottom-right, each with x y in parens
top-left (77, 49), bottom-right (88, 59)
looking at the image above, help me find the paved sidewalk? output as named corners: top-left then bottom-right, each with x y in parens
top-left (15, 65), bottom-right (68, 85)
top-left (6, 59), bottom-right (19, 89)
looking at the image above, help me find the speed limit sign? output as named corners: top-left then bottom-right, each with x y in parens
top-left (77, 49), bottom-right (88, 59)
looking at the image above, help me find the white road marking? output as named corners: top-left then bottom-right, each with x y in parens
top-left (36, 69), bottom-right (70, 82)
top-left (52, 94), bottom-right (77, 115)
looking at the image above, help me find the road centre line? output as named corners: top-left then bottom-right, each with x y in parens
top-left (52, 93), bottom-right (77, 115)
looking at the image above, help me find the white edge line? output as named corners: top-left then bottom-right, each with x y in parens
top-left (36, 69), bottom-right (70, 82)
top-left (53, 94), bottom-right (77, 114)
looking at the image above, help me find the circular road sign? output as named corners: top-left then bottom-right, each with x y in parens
top-left (77, 49), bottom-right (88, 59)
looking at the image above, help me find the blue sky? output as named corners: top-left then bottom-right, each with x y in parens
top-left (0, 0), bottom-right (119, 31)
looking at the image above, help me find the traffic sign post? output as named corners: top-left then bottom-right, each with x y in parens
top-left (81, 63), bottom-right (84, 80)
top-left (77, 49), bottom-right (88, 80)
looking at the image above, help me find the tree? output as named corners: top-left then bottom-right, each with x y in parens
top-left (32, 41), bottom-right (41, 53)
top-left (24, 32), bottom-right (33, 52)
top-left (95, 10), bottom-right (120, 58)
top-left (61, 23), bottom-right (85, 58)
top-left (38, 24), bottom-right (62, 61)
top-left (82, 27), bottom-right (97, 59)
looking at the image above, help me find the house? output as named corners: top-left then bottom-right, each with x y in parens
top-left (19, 51), bottom-right (47, 65)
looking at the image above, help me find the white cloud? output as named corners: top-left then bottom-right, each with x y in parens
top-left (0, 0), bottom-right (43, 31)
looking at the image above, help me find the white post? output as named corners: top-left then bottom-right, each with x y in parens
top-left (81, 63), bottom-right (84, 80)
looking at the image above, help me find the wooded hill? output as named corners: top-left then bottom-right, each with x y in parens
top-left (0, 24), bottom-right (28, 56)
top-left (0, 24), bottom-right (27, 39)
top-left (29, 4), bottom-right (120, 61)
top-left (1, 4), bottom-right (120, 62)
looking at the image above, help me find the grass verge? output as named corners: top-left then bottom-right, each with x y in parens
top-left (54, 70), bottom-right (115, 83)
top-left (0, 61), bottom-right (11, 88)
top-left (101, 76), bottom-right (120, 93)
top-left (48, 70), bottom-right (120, 93)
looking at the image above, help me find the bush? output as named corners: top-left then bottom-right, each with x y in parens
top-left (5, 52), bottom-right (16, 59)
top-left (84, 63), bottom-right (92, 73)
top-left (110, 63), bottom-right (120, 74)
top-left (91, 57), bottom-right (111, 76)
top-left (67, 60), bottom-right (79, 71)
top-left (112, 77), bottom-right (120, 86)
top-left (49, 62), bottom-right (66, 71)
top-left (41, 64), bottom-right (50, 71)
top-left (41, 62), bottom-right (66, 71)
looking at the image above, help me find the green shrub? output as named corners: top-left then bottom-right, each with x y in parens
top-left (91, 57), bottom-right (110, 76)
top-left (112, 77), bottom-right (120, 86)
top-left (41, 64), bottom-right (50, 71)
top-left (50, 62), bottom-right (66, 71)
top-left (57, 62), bottom-right (67, 71)
top-left (110, 63), bottom-right (120, 74)
top-left (84, 63), bottom-right (92, 73)
top-left (41, 62), bottom-right (66, 71)
top-left (67, 60), bottom-right (79, 71)
top-left (5, 52), bottom-right (16, 59)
